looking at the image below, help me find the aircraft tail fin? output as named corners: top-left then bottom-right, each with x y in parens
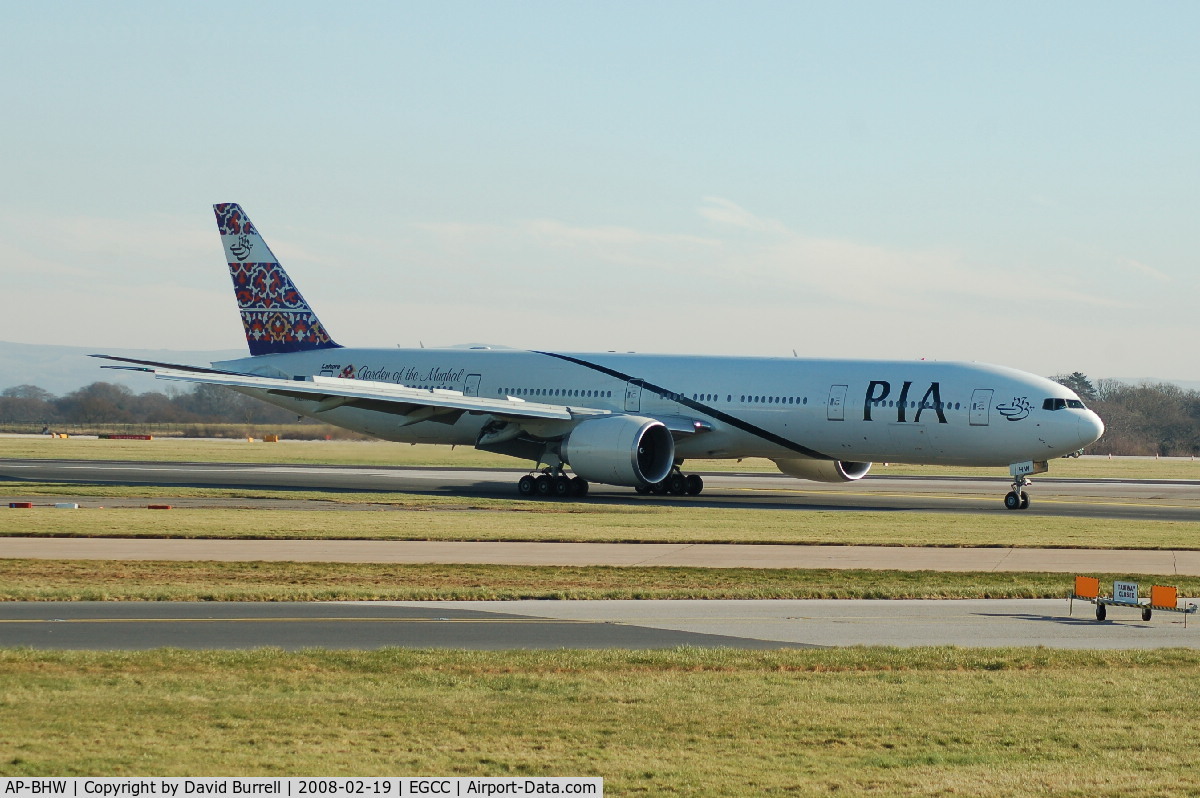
top-left (214, 203), bottom-right (341, 356)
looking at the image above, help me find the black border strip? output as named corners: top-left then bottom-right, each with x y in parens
top-left (535, 351), bottom-right (834, 461)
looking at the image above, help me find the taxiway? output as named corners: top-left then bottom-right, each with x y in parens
top-left (3, 458), bottom-right (1198, 521)
top-left (1, 599), bottom-right (1191, 651)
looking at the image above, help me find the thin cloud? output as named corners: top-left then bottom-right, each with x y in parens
top-left (698, 197), bottom-right (789, 234)
top-left (695, 197), bottom-right (1126, 312)
top-left (414, 219), bottom-right (715, 250)
top-left (1119, 257), bottom-right (1171, 283)
top-left (523, 218), bottom-right (716, 249)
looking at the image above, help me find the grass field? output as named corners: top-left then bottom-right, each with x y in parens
top-left (4, 435), bottom-right (1200, 479)
top-left (2, 494), bottom-right (1196, 549)
top-left (2, 648), bottom-right (1199, 796)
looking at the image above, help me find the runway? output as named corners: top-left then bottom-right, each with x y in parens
top-left (3, 458), bottom-right (1199, 521)
top-left (1, 599), bottom-right (1193, 651)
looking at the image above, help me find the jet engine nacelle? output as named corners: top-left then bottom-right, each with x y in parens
top-left (561, 415), bottom-right (675, 487)
top-left (772, 458), bottom-right (871, 483)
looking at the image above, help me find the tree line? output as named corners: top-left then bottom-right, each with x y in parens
top-left (1054, 373), bottom-right (1200, 457)
top-left (2, 376), bottom-right (1198, 455)
top-left (0, 382), bottom-right (303, 432)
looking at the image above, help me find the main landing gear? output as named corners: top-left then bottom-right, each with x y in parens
top-left (515, 466), bottom-right (706, 499)
top-left (517, 469), bottom-right (589, 499)
top-left (634, 468), bottom-right (705, 497)
top-left (1003, 476), bottom-right (1031, 511)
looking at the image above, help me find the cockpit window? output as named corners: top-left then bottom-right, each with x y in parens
top-left (1043, 398), bottom-right (1087, 411)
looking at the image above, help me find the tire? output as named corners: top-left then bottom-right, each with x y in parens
top-left (1019, 491), bottom-right (1030, 510)
top-left (1096, 604), bottom-right (1106, 621)
top-left (666, 473), bottom-right (687, 495)
top-left (1004, 491), bottom-right (1020, 510)
top-left (1142, 607), bottom-right (1152, 622)
top-left (571, 477), bottom-right (589, 498)
top-left (685, 474), bottom-right (704, 496)
top-left (554, 475), bottom-right (572, 497)
top-left (517, 475), bottom-right (536, 497)
top-left (535, 474), bottom-right (553, 497)
top-left (634, 485), bottom-right (650, 495)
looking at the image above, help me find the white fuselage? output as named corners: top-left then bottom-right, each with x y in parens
top-left (216, 347), bottom-right (1103, 468)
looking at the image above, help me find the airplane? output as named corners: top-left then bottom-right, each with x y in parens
top-left (95, 203), bottom-right (1105, 510)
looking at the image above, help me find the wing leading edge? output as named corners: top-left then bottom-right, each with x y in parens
top-left (90, 354), bottom-right (608, 425)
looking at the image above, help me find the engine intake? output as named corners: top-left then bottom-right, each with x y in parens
top-left (772, 458), bottom-right (871, 483)
top-left (561, 415), bottom-right (675, 487)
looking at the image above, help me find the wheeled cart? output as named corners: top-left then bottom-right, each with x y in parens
top-left (1070, 576), bottom-right (1198, 625)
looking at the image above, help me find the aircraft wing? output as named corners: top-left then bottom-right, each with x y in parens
top-left (91, 355), bottom-right (608, 425)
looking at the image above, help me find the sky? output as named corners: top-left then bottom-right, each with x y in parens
top-left (2, 1), bottom-right (1197, 383)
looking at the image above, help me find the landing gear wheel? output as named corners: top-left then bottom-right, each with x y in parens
top-left (1005, 475), bottom-right (1032, 511)
top-left (535, 474), bottom-right (553, 497)
top-left (517, 475), bottom-right (536, 497)
top-left (553, 475), bottom-right (572, 497)
top-left (571, 476), bottom-right (589, 497)
top-left (1096, 603), bottom-right (1106, 621)
top-left (638, 470), bottom-right (703, 498)
top-left (1142, 607), bottom-right (1153, 622)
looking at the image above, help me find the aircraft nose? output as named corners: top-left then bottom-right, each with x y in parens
top-left (1078, 411), bottom-right (1105, 448)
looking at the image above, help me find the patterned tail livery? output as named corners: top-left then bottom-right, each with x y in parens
top-left (214, 203), bottom-right (341, 356)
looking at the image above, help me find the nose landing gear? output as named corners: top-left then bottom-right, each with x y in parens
top-left (1003, 482), bottom-right (1030, 510)
top-left (1003, 461), bottom-right (1047, 511)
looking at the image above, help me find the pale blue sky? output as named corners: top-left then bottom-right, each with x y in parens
top-left (2, 1), bottom-right (1196, 381)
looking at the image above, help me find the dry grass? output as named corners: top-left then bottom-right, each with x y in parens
top-left (0, 437), bottom-right (520, 467)
top-left (2, 500), bottom-right (1197, 550)
top-left (5, 559), bottom-right (1190, 601)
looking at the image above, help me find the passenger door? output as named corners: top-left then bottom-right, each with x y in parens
top-left (970, 389), bottom-right (993, 426)
top-left (625, 379), bottom-right (645, 413)
top-left (827, 384), bottom-right (848, 421)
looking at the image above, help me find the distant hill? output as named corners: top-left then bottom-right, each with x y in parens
top-left (0, 341), bottom-right (243, 397)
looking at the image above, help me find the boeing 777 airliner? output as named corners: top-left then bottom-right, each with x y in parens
top-left (96, 203), bottom-right (1105, 509)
